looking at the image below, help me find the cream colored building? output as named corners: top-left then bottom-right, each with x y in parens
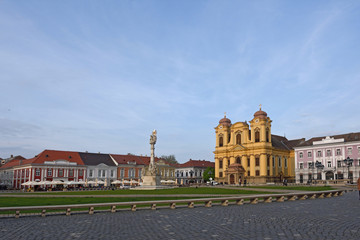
top-left (214, 108), bottom-right (302, 184)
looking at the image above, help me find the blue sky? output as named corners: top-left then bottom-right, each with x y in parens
top-left (1, 0), bottom-right (360, 162)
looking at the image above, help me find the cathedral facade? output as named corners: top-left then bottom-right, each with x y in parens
top-left (214, 108), bottom-right (301, 184)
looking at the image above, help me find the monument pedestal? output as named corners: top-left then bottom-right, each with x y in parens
top-left (141, 175), bottom-right (161, 187)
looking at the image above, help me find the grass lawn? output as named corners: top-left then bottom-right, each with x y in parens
top-left (0, 187), bottom-right (272, 209)
top-left (2, 187), bottom-right (269, 196)
top-left (245, 186), bottom-right (334, 191)
top-left (0, 196), bottom-right (213, 214)
top-left (0, 196), bottom-right (209, 208)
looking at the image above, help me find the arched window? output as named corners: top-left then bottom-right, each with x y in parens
top-left (236, 133), bottom-right (241, 145)
top-left (219, 136), bottom-right (223, 147)
top-left (236, 157), bottom-right (241, 164)
top-left (266, 128), bottom-right (270, 142)
top-left (255, 129), bottom-right (260, 142)
top-left (228, 133), bottom-right (231, 143)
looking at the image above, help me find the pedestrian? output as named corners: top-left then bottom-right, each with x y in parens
top-left (357, 177), bottom-right (360, 200)
top-left (244, 179), bottom-right (247, 187)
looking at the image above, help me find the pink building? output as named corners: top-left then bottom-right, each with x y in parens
top-left (294, 133), bottom-right (360, 183)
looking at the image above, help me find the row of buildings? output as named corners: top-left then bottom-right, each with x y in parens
top-left (0, 150), bottom-right (214, 189)
top-left (214, 107), bottom-right (360, 184)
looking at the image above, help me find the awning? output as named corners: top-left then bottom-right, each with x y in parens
top-left (111, 180), bottom-right (122, 184)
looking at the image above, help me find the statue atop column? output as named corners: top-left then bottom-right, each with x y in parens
top-left (138, 130), bottom-right (170, 189)
top-left (149, 129), bottom-right (157, 175)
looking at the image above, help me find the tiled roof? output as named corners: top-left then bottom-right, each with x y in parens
top-left (297, 132), bottom-right (360, 147)
top-left (140, 157), bottom-right (177, 167)
top-left (79, 152), bottom-right (116, 166)
top-left (271, 135), bottom-right (304, 151)
top-left (177, 159), bottom-right (214, 168)
top-left (111, 154), bottom-right (147, 165)
top-left (12, 155), bottom-right (26, 160)
top-left (0, 158), bottom-right (36, 169)
top-left (137, 156), bottom-right (165, 166)
top-left (31, 150), bottom-right (84, 165)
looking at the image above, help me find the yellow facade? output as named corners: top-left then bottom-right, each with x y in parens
top-left (214, 108), bottom-right (295, 184)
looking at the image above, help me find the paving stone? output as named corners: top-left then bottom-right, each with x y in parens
top-left (0, 192), bottom-right (359, 239)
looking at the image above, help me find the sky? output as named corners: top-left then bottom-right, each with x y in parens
top-left (1, 0), bottom-right (360, 163)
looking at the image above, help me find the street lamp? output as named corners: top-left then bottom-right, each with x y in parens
top-left (343, 157), bottom-right (353, 183)
top-left (315, 161), bottom-right (324, 183)
top-left (189, 170), bottom-right (194, 184)
top-left (308, 162), bottom-right (315, 184)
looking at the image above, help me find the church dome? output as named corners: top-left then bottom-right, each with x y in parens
top-left (254, 106), bottom-right (267, 119)
top-left (219, 113), bottom-right (231, 127)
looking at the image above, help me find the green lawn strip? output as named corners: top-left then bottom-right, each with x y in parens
top-left (1, 187), bottom-right (268, 195)
top-left (0, 196), bottom-right (211, 214)
top-left (244, 186), bottom-right (334, 191)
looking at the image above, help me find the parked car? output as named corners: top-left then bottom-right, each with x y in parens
top-left (206, 181), bottom-right (219, 186)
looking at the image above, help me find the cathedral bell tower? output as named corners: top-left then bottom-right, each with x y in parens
top-left (215, 112), bottom-right (232, 148)
top-left (249, 105), bottom-right (272, 144)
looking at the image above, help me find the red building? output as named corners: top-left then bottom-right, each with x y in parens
top-left (0, 150), bottom-right (86, 189)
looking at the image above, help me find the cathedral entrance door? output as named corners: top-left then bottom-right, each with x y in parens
top-left (229, 174), bottom-right (235, 184)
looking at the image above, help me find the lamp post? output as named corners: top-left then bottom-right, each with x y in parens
top-left (315, 161), bottom-right (324, 184)
top-left (207, 170), bottom-right (213, 185)
top-left (189, 170), bottom-right (194, 184)
top-left (343, 157), bottom-right (353, 183)
top-left (308, 162), bottom-right (314, 184)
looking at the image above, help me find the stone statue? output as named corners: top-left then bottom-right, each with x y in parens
top-left (139, 130), bottom-right (162, 188)
top-left (149, 130), bottom-right (157, 175)
top-left (150, 129), bottom-right (157, 145)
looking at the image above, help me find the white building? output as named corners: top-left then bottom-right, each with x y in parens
top-left (176, 159), bottom-right (214, 184)
top-left (79, 152), bottom-right (118, 186)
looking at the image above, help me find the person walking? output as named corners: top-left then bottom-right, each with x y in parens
top-left (357, 177), bottom-right (360, 200)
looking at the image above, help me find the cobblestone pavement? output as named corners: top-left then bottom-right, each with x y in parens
top-left (0, 191), bottom-right (359, 240)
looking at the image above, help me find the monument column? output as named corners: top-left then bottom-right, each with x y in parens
top-left (138, 130), bottom-right (163, 189)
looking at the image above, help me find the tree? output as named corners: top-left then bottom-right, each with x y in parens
top-left (160, 155), bottom-right (178, 165)
top-left (203, 167), bottom-right (215, 182)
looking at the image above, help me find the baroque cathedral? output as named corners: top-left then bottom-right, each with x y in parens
top-left (214, 107), bottom-right (302, 184)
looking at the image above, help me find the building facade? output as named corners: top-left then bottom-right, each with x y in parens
top-left (214, 108), bottom-right (302, 184)
top-left (79, 152), bottom-right (117, 186)
top-left (176, 159), bottom-right (214, 184)
top-left (0, 150), bottom-right (86, 189)
top-left (111, 154), bottom-right (176, 184)
top-left (294, 134), bottom-right (360, 183)
top-left (111, 154), bottom-right (145, 184)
